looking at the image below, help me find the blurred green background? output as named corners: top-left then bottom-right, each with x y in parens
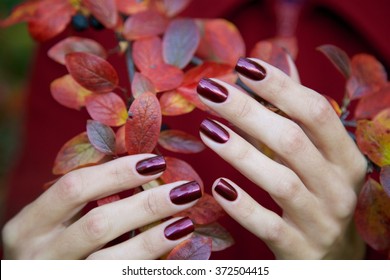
top-left (0, 0), bottom-right (35, 216)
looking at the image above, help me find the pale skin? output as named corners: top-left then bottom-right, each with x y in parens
top-left (2, 58), bottom-right (367, 259)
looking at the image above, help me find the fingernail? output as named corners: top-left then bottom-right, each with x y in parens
top-left (235, 57), bottom-right (266, 81)
top-left (200, 118), bottom-right (229, 143)
top-left (197, 78), bottom-right (228, 103)
top-left (136, 155), bottom-right (166, 176)
top-left (170, 181), bottom-right (202, 205)
top-left (214, 178), bottom-right (238, 201)
top-left (164, 217), bottom-right (194, 240)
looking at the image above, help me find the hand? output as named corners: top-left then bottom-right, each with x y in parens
top-left (197, 58), bottom-right (367, 259)
top-left (2, 154), bottom-right (201, 259)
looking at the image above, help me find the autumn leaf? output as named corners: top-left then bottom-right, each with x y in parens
top-left (346, 54), bottom-right (387, 100)
top-left (355, 84), bottom-right (390, 120)
top-left (161, 157), bottom-right (203, 190)
top-left (115, 0), bottom-right (149, 15)
top-left (115, 125), bottom-right (127, 155)
top-left (163, 18), bottom-right (200, 69)
top-left (317, 44), bottom-right (351, 78)
top-left (142, 63), bottom-right (183, 92)
top-left (354, 178), bottom-right (390, 251)
top-left (356, 109), bottom-right (390, 167)
top-left (125, 92), bottom-right (161, 155)
top-left (123, 10), bottom-right (167, 41)
top-left (65, 52), bottom-right (119, 93)
top-left (0, 1), bottom-right (41, 27)
top-left (195, 222), bottom-right (235, 252)
top-left (48, 36), bottom-right (107, 65)
top-left (86, 120), bottom-right (116, 155)
top-left (132, 36), bottom-right (165, 72)
top-left (196, 19), bottom-right (245, 66)
top-left (160, 90), bottom-right (195, 116)
top-left (324, 95), bottom-right (342, 117)
top-left (380, 165), bottom-right (390, 198)
top-left (83, 0), bottom-right (118, 29)
top-left (85, 92), bottom-right (127, 127)
top-left (131, 72), bottom-right (156, 99)
top-left (96, 194), bottom-right (121, 206)
top-left (166, 235), bottom-right (212, 260)
top-left (156, 0), bottom-right (192, 17)
top-left (53, 132), bottom-right (105, 175)
top-left (158, 129), bottom-right (205, 154)
top-left (50, 74), bottom-right (92, 110)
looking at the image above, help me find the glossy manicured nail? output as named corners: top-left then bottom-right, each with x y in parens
top-left (170, 181), bottom-right (202, 205)
top-left (200, 118), bottom-right (229, 143)
top-left (136, 155), bottom-right (166, 176)
top-left (197, 78), bottom-right (228, 103)
top-left (214, 178), bottom-right (238, 201)
top-left (164, 217), bottom-right (194, 240)
top-left (235, 57), bottom-right (266, 81)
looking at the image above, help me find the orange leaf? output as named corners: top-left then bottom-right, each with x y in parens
top-left (125, 92), bottom-right (161, 155)
top-left (317, 44), bottom-right (351, 78)
top-left (50, 74), bottom-right (92, 110)
top-left (97, 194), bottom-right (121, 206)
top-left (123, 10), bottom-right (167, 41)
top-left (86, 120), bottom-right (116, 155)
top-left (160, 90), bottom-right (195, 116)
top-left (174, 193), bottom-right (224, 225)
top-left (380, 166), bottom-right (390, 198)
top-left (195, 222), bottom-right (235, 252)
top-left (27, 0), bottom-right (76, 42)
top-left (355, 178), bottom-right (390, 251)
top-left (196, 19), bottom-right (245, 66)
top-left (48, 36), bottom-right (107, 65)
top-left (355, 84), bottom-right (390, 120)
top-left (142, 63), bottom-right (183, 92)
top-left (166, 235), bottom-right (212, 260)
top-left (132, 36), bottom-right (164, 72)
top-left (156, 0), bottom-right (192, 17)
top-left (65, 52), bottom-right (119, 93)
top-left (131, 72), bottom-right (156, 98)
top-left (115, 125), bottom-right (127, 155)
top-left (53, 132), bottom-right (105, 175)
top-left (324, 95), bottom-right (342, 117)
top-left (158, 129), bottom-right (205, 154)
top-left (85, 92), bottom-right (127, 127)
top-left (162, 18), bottom-right (200, 69)
top-left (161, 157), bottom-right (203, 190)
top-left (0, 1), bottom-right (40, 27)
top-left (115, 0), bottom-right (149, 15)
top-left (83, 0), bottom-right (118, 29)
top-left (356, 109), bottom-right (390, 167)
top-left (346, 54), bottom-right (387, 100)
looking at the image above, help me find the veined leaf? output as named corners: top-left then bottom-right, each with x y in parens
top-left (160, 90), bottom-right (195, 116)
top-left (166, 235), bottom-right (212, 260)
top-left (86, 120), bottom-right (116, 155)
top-left (123, 10), bottom-right (167, 40)
top-left (158, 129), bottom-right (205, 154)
top-left (195, 222), bottom-right (235, 252)
top-left (83, 0), bottom-right (118, 29)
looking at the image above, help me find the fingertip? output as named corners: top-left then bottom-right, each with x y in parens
top-left (213, 178), bottom-right (238, 202)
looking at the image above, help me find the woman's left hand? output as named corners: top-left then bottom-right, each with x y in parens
top-left (196, 58), bottom-right (367, 259)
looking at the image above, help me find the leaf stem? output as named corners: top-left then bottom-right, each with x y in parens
top-left (125, 41), bottom-right (136, 84)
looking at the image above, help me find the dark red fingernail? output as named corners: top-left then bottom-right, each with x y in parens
top-left (136, 155), bottom-right (166, 176)
top-left (235, 58), bottom-right (266, 81)
top-left (170, 181), bottom-right (202, 205)
top-left (200, 118), bottom-right (229, 143)
top-left (197, 78), bottom-right (228, 103)
top-left (214, 178), bottom-right (238, 201)
top-left (164, 217), bottom-right (194, 240)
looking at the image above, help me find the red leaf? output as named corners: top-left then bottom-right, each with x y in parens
top-left (317, 44), bottom-right (351, 78)
top-left (48, 36), bottom-right (107, 65)
top-left (115, 0), bottom-right (149, 15)
top-left (346, 54), bottom-right (387, 100)
top-left (174, 193), bottom-right (224, 225)
top-left (86, 120), bottom-right (116, 155)
top-left (65, 52), bottom-right (119, 93)
top-left (53, 132), bottom-right (105, 175)
top-left (160, 90), bottom-right (195, 116)
top-left (380, 166), bottom-right (390, 198)
top-left (50, 74), bottom-right (92, 110)
top-left (27, 0), bottom-right (76, 42)
top-left (355, 84), bottom-right (390, 120)
top-left (161, 157), bottom-right (203, 190)
top-left (97, 194), bottom-right (121, 206)
top-left (83, 0), bottom-right (118, 29)
top-left (125, 92), bottom-right (161, 155)
top-left (354, 178), bottom-right (390, 251)
top-left (158, 129), bottom-right (205, 154)
top-left (123, 10), bottom-right (167, 41)
top-left (115, 125), bottom-right (127, 155)
top-left (131, 72), bottom-right (156, 99)
top-left (0, 1), bottom-right (40, 27)
top-left (132, 36), bottom-right (164, 72)
top-left (166, 235), bottom-right (212, 260)
top-left (163, 18), bottom-right (200, 69)
top-left (157, 0), bottom-right (192, 17)
top-left (85, 92), bottom-right (127, 127)
top-left (196, 19), bottom-right (245, 66)
top-left (142, 63), bottom-right (183, 92)
top-left (195, 222), bottom-right (235, 252)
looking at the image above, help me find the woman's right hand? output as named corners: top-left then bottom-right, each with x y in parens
top-left (2, 154), bottom-right (201, 259)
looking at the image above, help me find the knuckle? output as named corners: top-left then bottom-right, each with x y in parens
top-left (140, 234), bottom-right (157, 256)
top-left (237, 199), bottom-right (256, 220)
top-left (82, 209), bottom-right (110, 243)
top-left (310, 95), bottom-right (335, 124)
top-left (273, 175), bottom-right (301, 201)
top-left (234, 97), bottom-right (253, 119)
top-left (263, 219), bottom-right (286, 245)
top-left (279, 124), bottom-right (306, 155)
top-left (56, 172), bottom-right (84, 203)
top-left (334, 189), bottom-right (358, 220)
top-left (106, 161), bottom-right (133, 187)
top-left (234, 145), bottom-right (253, 161)
top-left (142, 191), bottom-right (160, 217)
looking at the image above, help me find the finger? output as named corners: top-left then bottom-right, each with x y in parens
top-left (234, 57), bottom-right (361, 165)
top-left (87, 217), bottom-right (194, 260)
top-left (43, 181), bottom-right (201, 259)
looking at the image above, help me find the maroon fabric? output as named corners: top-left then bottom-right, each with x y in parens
top-left (2, 0), bottom-right (389, 259)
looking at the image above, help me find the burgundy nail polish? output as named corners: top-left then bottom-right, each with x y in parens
top-left (235, 57), bottom-right (266, 81)
top-left (136, 155), bottom-right (166, 176)
top-left (164, 217), bottom-right (194, 240)
top-left (170, 181), bottom-right (202, 205)
top-left (214, 179), bottom-right (238, 201)
top-left (200, 118), bottom-right (229, 144)
top-left (197, 78), bottom-right (228, 103)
